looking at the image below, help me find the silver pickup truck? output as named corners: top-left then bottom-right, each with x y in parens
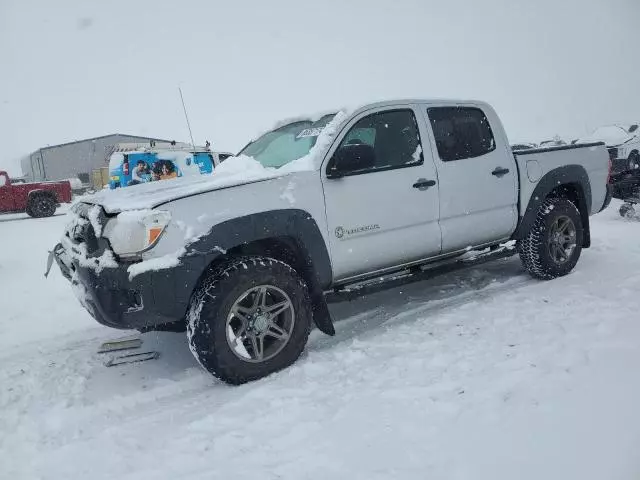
top-left (51, 99), bottom-right (612, 384)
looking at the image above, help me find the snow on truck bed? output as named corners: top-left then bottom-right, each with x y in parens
top-left (1, 202), bottom-right (640, 479)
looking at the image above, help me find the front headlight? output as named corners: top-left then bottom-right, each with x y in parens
top-left (103, 210), bottom-right (171, 258)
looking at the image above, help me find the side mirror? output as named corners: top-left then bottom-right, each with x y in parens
top-left (327, 144), bottom-right (376, 178)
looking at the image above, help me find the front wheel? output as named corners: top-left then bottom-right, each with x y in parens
top-left (187, 257), bottom-right (312, 385)
top-left (518, 198), bottom-right (583, 280)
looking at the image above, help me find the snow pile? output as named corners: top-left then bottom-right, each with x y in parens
top-left (62, 239), bottom-right (117, 273)
top-left (87, 205), bottom-right (102, 237)
top-left (127, 247), bottom-right (186, 279)
top-left (2, 202), bottom-right (640, 478)
top-left (280, 110), bottom-right (348, 173)
top-left (250, 108), bottom-right (342, 141)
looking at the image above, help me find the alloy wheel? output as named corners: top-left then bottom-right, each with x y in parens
top-left (225, 285), bottom-right (295, 363)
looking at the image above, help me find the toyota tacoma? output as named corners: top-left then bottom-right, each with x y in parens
top-left (50, 99), bottom-right (612, 384)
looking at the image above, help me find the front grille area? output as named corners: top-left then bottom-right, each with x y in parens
top-left (67, 203), bottom-right (104, 255)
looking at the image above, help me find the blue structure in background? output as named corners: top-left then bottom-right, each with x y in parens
top-left (109, 150), bottom-right (214, 189)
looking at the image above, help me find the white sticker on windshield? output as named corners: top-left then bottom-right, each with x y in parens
top-left (296, 127), bottom-right (325, 139)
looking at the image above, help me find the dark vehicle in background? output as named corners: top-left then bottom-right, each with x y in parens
top-left (0, 170), bottom-right (72, 217)
top-left (579, 125), bottom-right (640, 210)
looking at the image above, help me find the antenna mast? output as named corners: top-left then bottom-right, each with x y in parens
top-left (179, 87), bottom-right (197, 151)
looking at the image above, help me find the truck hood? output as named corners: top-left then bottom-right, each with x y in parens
top-left (82, 155), bottom-right (302, 214)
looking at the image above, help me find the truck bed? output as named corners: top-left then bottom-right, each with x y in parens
top-left (514, 142), bottom-right (609, 216)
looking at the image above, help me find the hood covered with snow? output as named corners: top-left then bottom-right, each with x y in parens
top-left (81, 155), bottom-right (301, 213)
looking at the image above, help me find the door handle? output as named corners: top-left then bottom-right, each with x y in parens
top-left (413, 178), bottom-right (436, 191)
top-left (492, 167), bottom-right (510, 177)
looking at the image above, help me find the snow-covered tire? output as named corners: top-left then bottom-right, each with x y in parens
top-left (28, 194), bottom-right (56, 218)
top-left (187, 256), bottom-right (312, 385)
top-left (517, 197), bottom-right (583, 280)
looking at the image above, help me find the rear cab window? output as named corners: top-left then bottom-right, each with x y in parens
top-left (427, 106), bottom-right (496, 161)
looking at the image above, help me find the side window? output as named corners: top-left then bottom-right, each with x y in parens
top-left (336, 109), bottom-right (423, 173)
top-left (428, 107), bottom-right (496, 161)
top-left (0, 175), bottom-right (6, 186)
top-left (343, 127), bottom-right (376, 147)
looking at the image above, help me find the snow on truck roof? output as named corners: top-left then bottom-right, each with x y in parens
top-left (251, 98), bottom-right (489, 140)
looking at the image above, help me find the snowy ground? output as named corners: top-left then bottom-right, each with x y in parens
top-left (1, 202), bottom-right (639, 479)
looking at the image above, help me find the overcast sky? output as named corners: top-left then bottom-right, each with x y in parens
top-left (1, 0), bottom-right (639, 176)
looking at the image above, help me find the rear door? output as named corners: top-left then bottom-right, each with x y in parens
top-left (423, 105), bottom-right (518, 252)
top-left (321, 106), bottom-right (441, 282)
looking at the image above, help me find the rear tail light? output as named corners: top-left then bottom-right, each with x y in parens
top-left (607, 158), bottom-right (612, 184)
top-left (123, 160), bottom-right (129, 176)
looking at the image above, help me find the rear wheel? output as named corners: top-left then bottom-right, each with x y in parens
top-left (518, 198), bottom-right (583, 280)
top-left (28, 195), bottom-right (56, 218)
top-left (187, 257), bottom-right (312, 385)
top-left (620, 203), bottom-right (635, 218)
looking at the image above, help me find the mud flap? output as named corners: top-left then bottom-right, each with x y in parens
top-left (311, 294), bottom-right (335, 336)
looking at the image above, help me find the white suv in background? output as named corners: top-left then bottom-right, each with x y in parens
top-left (580, 124), bottom-right (640, 175)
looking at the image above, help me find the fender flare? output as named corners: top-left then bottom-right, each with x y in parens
top-left (512, 165), bottom-right (592, 247)
top-left (27, 188), bottom-right (57, 203)
top-left (179, 209), bottom-right (336, 335)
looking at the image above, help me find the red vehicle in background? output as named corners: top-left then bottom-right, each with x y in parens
top-left (0, 171), bottom-right (72, 217)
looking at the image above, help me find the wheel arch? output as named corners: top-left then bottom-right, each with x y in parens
top-left (27, 188), bottom-right (57, 204)
top-left (513, 165), bottom-right (592, 248)
top-left (179, 209), bottom-right (335, 335)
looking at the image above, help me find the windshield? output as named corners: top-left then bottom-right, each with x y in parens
top-left (239, 114), bottom-right (336, 168)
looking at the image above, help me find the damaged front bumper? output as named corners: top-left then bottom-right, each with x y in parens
top-left (50, 238), bottom-right (200, 331)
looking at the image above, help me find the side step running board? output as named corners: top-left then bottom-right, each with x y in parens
top-left (327, 245), bottom-right (517, 303)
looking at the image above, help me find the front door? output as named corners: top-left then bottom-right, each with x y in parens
top-left (322, 106), bottom-right (441, 282)
top-left (424, 105), bottom-right (518, 252)
top-left (0, 174), bottom-right (14, 212)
